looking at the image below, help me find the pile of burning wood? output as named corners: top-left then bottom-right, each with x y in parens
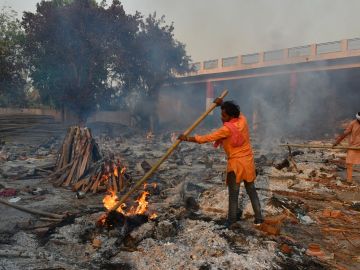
top-left (51, 126), bottom-right (129, 193)
top-left (49, 126), bottom-right (157, 226)
top-left (98, 184), bottom-right (158, 229)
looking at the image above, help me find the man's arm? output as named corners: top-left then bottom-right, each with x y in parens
top-left (179, 126), bottom-right (230, 144)
top-left (333, 122), bottom-right (353, 146)
top-left (333, 133), bottom-right (348, 147)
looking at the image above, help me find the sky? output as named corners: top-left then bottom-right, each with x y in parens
top-left (1, 0), bottom-right (360, 62)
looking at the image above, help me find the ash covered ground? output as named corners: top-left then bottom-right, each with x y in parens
top-left (0, 124), bottom-right (359, 270)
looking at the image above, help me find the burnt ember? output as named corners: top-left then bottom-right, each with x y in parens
top-left (275, 159), bottom-right (290, 170)
top-left (97, 211), bottom-right (149, 233)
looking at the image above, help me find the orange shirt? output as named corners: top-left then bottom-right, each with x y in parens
top-left (345, 120), bottom-right (360, 164)
top-left (195, 115), bottom-right (256, 183)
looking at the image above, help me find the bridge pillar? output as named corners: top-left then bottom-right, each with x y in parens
top-left (288, 72), bottom-right (297, 127)
top-left (289, 72), bottom-right (297, 107)
top-left (206, 81), bottom-right (214, 115)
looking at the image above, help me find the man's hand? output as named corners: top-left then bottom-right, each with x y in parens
top-left (178, 134), bottom-right (188, 141)
top-left (178, 134), bottom-right (197, 143)
top-left (213, 97), bottom-right (223, 107)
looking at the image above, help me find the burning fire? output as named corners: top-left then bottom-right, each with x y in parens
top-left (98, 160), bottom-right (157, 224)
top-left (102, 189), bottom-right (157, 219)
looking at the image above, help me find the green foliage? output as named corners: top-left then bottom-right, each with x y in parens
top-left (127, 13), bottom-right (192, 129)
top-left (138, 13), bottom-right (191, 97)
top-left (21, 0), bottom-right (191, 123)
top-left (0, 7), bottom-right (27, 107)
top-left (22, 0), bottom-right (140, 120)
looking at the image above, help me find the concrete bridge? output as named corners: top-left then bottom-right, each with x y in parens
top-left (177, 38), bottom-right (360, 84)
top-left (158, 38), bottom-right (360, 137)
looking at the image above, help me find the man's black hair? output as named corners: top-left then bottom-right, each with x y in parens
top-left (221, 101), bottom-right (240, 117)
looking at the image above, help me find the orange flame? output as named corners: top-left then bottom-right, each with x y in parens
top-left (102, 190), bottom-right (155, 217)
top-left (144, 183), bottom-right (157, 189)
top-left (100, 164), bottom-right (157, 221)
top-left (113, 167), bottom-right (118, 177)
top-left (130, 191), bottom-right (149, 215)
top-left (149, 213), bottom-right (158, 220)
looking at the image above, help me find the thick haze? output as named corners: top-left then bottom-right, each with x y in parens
top-left (2, 0), bottom-right (360, 62)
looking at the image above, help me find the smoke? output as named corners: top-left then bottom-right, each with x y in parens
top-left (3, 0), bottom-right (360, 61)
top-left (156, 67), bottom-right (359, 153)
top-left (3, 0), bottom-right (359, 141)
top-left (120, 0), bottom-right (360, 61)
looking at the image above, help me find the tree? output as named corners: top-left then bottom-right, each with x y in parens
top-left (134, 13), bottom-right (192, 130)
top-left (0, 7), bottom-right (27, 106)
top-left (22, 0), bottom-right (140, 121)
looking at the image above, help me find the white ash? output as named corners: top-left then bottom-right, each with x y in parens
top-left (112, 219), bottom-right (278, 270)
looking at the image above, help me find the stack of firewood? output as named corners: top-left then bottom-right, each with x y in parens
top-left (51, 126), bottom-right (129, 193)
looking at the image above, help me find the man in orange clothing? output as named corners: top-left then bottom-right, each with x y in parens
top-left (179, 100), bottom-right (263, 226)
top-left (333, 112), bottom-right (360, 182)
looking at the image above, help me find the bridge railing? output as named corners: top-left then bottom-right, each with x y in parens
top-left (185, 38), bottom-right (360, 77)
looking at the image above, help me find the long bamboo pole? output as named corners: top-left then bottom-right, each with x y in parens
top-left (110, 89), bottom-right (229, 212)
top-left (0, 198), bottom-right (65, 219)
top-left (279, 143), bottom-right (360, 151)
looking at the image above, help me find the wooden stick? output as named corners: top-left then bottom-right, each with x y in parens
top-left (91, 171), bottom-right (102, 193)
top-left (0, 199), bottom-right (65, 219)
top-left (328, 160), bottom-right (360, 172)
top-left (49, 161), bottom-right (74, 178)
top-left (110, 89), bottom-right (229, 212)
top-left (287, 146), bottom-right (299, 173)
top-left (72, 178), bottom-right (87, 191)
top-left (0, 250), bottom-right (32, 258)
top-left (280, 143), bottom-right (360, 150)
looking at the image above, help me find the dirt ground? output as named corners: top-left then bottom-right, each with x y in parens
top-left (0, 126), bottom-right (359, 270)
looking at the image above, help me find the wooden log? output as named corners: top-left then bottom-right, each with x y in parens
top-left (91, 173), bottom-right (103, 193)
top-left (68, 138), bottom-right (88, 186)
top-left (61, 130), bottom-right (76, 169)
top-left (53, 126), bottom-right (104, 193)
top-left (84, 174), bottom-right (96, 193)
top-left (105, 176), bottom-right (111, 191)
top-left (53, 170), bottom-right (69, 187)
top-left (39, 217), bottom-right (62, 222)
top-left (70, 127), bottom-right (80, 162)
top-left (49, 160), bottom-right (74, 178)
top-left (0, 199), bottom-right (65, 219)
top-left (0, 250), bottom-right (32, 258)
top-left (280, 143), bottom-right (360, 151)
top-left (112, 175), bottom-right (118, 193)
top-left (57, 127), bottom-right (75, 170)
top-left (72, 178), bottom-right (87, 191)
top-left (92, 139), bottom-right (102, 161)
top-left (328, 159), bottom-right (360, 172)
top-left (119, 174), bottom-right (124, 192)
top-left (79, 141), bottom-right (92, 177)
top-left (63, 157), bottom-right (80, 186)
top-left (287, 146), bottom-right (299, 173)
